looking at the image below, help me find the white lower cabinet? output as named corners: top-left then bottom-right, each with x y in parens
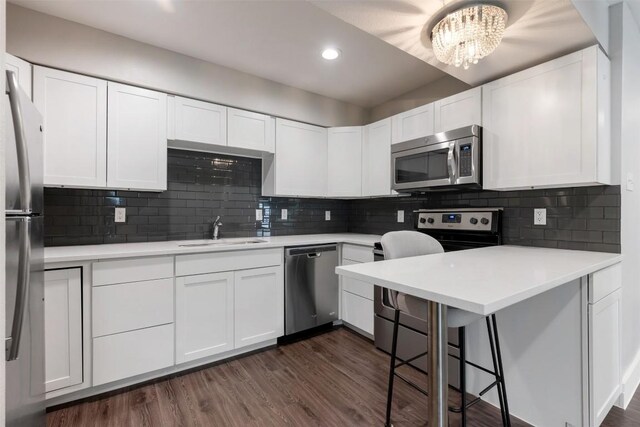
top-left (234, 266), bottom-right (284, 348)
top-left (340, 245), bottom-right (374, 336)
top-left (341, 291), bottom-right (374, 335)
top-left (175, 272), bottom-right (235, 364)
top-left (93, 324), bottom-right (175, 386)
top-left (44, 268), bottom-right (83, 393)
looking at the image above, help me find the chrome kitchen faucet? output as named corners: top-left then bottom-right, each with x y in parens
top-left (210, 216), bottom-right (223, 240)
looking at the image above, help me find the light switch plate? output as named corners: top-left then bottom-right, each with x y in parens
top-left (534, 208), bottom-right (547, 226)
top-left (325, 211), bottom-right (331, 221)
top-left (397, 210), bottom-right (404, 223)
top-left (256, 209), bottom-right (263, 221)
top-left (281, 209), bottom-right (288, 220)
top-left (114, 207), bottom-right (126, 223)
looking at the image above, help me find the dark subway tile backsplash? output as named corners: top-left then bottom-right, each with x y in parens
top-left (44, 149), bottom-right (620, 253)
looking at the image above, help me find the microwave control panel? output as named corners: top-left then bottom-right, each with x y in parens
top-left (459, 144), bottom-right (473, 177)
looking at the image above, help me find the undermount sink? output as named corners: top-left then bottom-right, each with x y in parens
top-left (177, 238), bottom-right (267, 247)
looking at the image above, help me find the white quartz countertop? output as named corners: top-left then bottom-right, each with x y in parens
top-left (336, 245), bottom-right (622, 316)
top-left (44, 233), bottom-right (380, 264)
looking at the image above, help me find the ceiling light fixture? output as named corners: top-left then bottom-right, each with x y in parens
top-left (431, 4), bottom-right (507, 70)
top-left (322, 48), bottom-right (341, 60)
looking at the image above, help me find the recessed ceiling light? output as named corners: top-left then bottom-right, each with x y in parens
top-left (322, 48), bottom-right (341, 60)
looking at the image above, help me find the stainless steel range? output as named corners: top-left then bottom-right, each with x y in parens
top-left (373, 208), bottom-right (503, 382)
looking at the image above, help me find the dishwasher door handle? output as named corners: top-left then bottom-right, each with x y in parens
top-left (307, 252), bottom-right (321, 258)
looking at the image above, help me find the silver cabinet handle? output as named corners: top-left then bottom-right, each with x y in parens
top-left (447, 143), bottom-right (457, 185)
top-left (6, 218), bottom-right (31, 361)
top-left (6, 70), bottom-right (32, 214)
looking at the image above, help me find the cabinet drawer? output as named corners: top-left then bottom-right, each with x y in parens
top-left (176, 248), bottom-right (281, 276)
top-left (589, 263), bottom-right (622, 304)
top-left (342, 244), bottom-right (374, 263)
top-left (342, 290), bottom-right (374, 335)
top-left (93, 324), bottom-right (174, 386)
top-left (93, 278), bottom-right (174, 337)
top-left (341, 260), bottom-right (374, 300)
top-left (93, 256), bottom-right (173, 286)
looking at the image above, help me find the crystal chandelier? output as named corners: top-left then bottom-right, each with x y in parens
top-left (431, 4), bottom-right (508, 70)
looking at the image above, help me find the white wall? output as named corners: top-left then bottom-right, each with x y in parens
top-left (0, 0), bottom-right (6, 423)
top-left (572, 0), bottom-right (610, 54)
top-left (6, 4), bottom-right (368, 128)
top-left (610, 1), bottom-right (640, 408)
top-left (368, 75), bottom-right (470, 122)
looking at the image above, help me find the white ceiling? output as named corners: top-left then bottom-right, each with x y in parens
top-left (312, 0), bottom-right (598, 86)
top-left (9, 0), bottom-right (455, 108)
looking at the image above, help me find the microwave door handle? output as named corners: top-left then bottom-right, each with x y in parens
top-left (447, 143), bottom-right (457, 184)
top-left (6, 218), bottom-right (31, 361)
top-left (6, 70), bottom-right (32, 214)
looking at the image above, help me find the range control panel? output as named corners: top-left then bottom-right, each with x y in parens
top-left (415, 209), bottom-right (497, 232)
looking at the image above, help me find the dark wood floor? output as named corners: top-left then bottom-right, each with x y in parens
top-left (46, 327), bottom-right (635, 426)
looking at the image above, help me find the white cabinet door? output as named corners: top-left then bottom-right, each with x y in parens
top-left (172, 96), bottom-right (227, 146)
top-left (434, 87), bottom-right (482, 133)
top-left (234, 266), bottom-right (284, 349)
top-left (44, 269), bottom-right (83, 393)
top-left (34, 66), bottom-right (107, 188)
top-left (342, 290), bottom-right (374, 335)
top-left (589, 289), bottom-right (621, 427)
top-left (483, 45), bottom-right (610, 190)
top-left (273, 118), bottom-right (328, 197)
top-left (327, 126), bottom-right (362, 197)
top-left (227, 107), bottom-right (275, 152)
top-left (175, 272), bottom-right (234, 364)
top-left (362, 118), bottom-right (392, 197)
top-left (391, 103), bottom-right (434, 144)
top-left (5, 53), bottom-right (32, 99)
top-left (107, 82), bottom-right (167, 191)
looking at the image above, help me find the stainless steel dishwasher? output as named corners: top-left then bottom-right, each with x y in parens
top-left (284, 244), bottom-right (339, 335)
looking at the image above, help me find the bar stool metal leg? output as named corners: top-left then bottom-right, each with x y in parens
top-left (459, 327), bottom-right (467, 427)
top-left (385, 309), bottom-right (401, 427)
top-left (486, 317), bottom-right (507, 426)
top-left (491, 314), bottom-right (511, 427)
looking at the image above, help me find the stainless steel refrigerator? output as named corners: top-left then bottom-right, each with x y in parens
top-left (5, 70), bottom-right (45, 426)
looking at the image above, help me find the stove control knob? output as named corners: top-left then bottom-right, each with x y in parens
top-left (427, 217), bottom-right (435, 224)
top-left (481, 217), bottom-right (490, 225)
top-left (470, 217), bottom-right (478, 225)
top-left (419, 217), bottom-right (427, 224)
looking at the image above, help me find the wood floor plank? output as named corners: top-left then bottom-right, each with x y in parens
top-left (47, 327), bottom-right (635, 426)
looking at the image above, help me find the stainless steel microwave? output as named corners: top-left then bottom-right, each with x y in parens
top-left (391, 125), bottom-right (482, 192)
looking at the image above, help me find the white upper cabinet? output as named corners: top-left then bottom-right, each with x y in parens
top-left (482, 45), bottom-right (611, 190)
top-left (227, 107), bottom-right (275, 153)
top-left (434, 87), bottom-right (482, 133)
top-left (34, 66), bottom-right (108, 188)
top-left (107, 82), bottom-right (167, 191)
top-left (169, 96), bottom-right (227, 146)
top-left (391, 103), bottom-right (434, 144)
top-left (327, 126), bottom-right (362, 198)
top-left (5, 53), bottom-right (32, 99)
top-left (362, 118), bottom-right (392, 197)
top-left (266, 118), bottom-right (328, 197)
top-left (234, 266), bottom-right (284, 349)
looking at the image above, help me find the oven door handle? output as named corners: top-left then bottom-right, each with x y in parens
top-left (447, 142), bottom-right (457, 184)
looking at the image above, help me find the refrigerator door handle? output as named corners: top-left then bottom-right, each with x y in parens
top-left (6, 70), bottom-right (32, 214)
top-left (5, 218), bottom-right (31, 361)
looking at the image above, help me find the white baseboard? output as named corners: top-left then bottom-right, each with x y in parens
top-left (617, 349), bottom-right (640, 409)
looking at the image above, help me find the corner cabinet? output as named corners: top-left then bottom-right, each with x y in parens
top-left (327, 126), bottom-right (362, 198)
top-left (362, 118), bottom-right (393, 197)
top-left (263, 118), bottom-right (328, 197)
top-left (44, 268), bottom-right (83, 393)
top-left (391, 103), bottom-right (434, 144)
top-left (482, 45), bottom-right (611, 190)
top-left (434, 87), bottom-right (482, 133)
top-left (107, 83), bottom-right (168, 191)
top-left (34, 66), bottom-right (108, 188)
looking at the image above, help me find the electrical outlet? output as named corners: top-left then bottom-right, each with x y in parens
top-left (534, 208), bottom-right (547, 226)
top-left (281, 209), bottom-right (288, 220)
top-left (256, 209), bottom-right (263, 221)
top-left (325, 210), bottom-right (331, 221)
top-left (397, 210), bottom-right (405, 223)
top-left (114, 207), bottom-right (126, 223)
